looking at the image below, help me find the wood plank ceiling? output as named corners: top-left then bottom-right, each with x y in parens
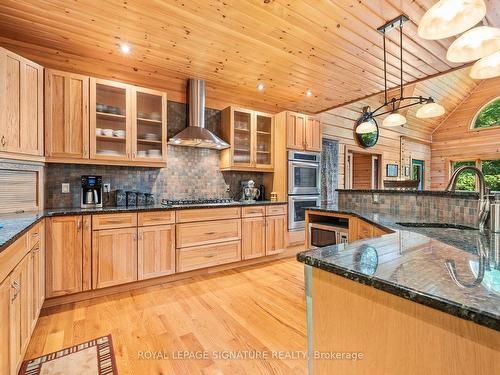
top-left (0, 0), bottom-right (497, 113)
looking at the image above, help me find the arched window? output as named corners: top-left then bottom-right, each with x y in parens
top-left (471, 97), bottom-right (500, 129)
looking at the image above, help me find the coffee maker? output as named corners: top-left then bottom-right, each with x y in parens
top-left (81, 175), bottom-right (103, 208)
top-left (240, 180), bottom-right (261, 202)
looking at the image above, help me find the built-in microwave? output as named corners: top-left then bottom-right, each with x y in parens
top-left (288, 195), bottom-right (321, 230)
top-left (288, 150), bottom-right (321, 196)
top-left (308, 222), bottom-right (349, 249)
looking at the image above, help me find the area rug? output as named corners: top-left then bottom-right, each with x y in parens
top-left (19, 335), bottom-right (117, 375)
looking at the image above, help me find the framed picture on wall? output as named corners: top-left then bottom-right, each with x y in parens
top-left (386, 164), bottom-right (398, 177)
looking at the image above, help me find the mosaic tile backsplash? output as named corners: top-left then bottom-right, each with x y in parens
top-left (338, 191), bottom-right (482, 227)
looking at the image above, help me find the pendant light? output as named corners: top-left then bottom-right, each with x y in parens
top-left (470, 50), bottom-right (500, 79)
top-left (416, 102), bottom-right (446, 119)
top-left (447, 26), bottom-right (500, 63)
top-left (383, 113), bottom-right (407, 127)
top-left (418, 0), bottom-right (487, 40)
top-left (355, 119), bottom-right (377, 134)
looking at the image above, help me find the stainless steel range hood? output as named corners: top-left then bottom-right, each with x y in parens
top-left (168, 79), bottom-right (230, 150)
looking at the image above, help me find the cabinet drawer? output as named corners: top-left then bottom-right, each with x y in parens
top-left (241, 205), bottom-right (265, 218)
top-left (357, 219), bottom-right (374, 240)
top-left (176, 207), bottom-right (241, 223)
top-left (138, 210), bottom-right (175, 226)
top-left (92, 213), bottom-right (137, 230)
top-left (266, 204), bottom-right (286, 216)
top-left (176, 219), bottom-right (241, 248)
top-left (177, 240), bottom-right (241, 273)
top-left (27, 221), bottom-right (43, 250)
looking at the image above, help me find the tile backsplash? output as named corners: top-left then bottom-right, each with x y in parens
top-left (45, 100), bottom-right (264, 208)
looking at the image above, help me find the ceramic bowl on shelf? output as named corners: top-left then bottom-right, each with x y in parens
top-left (137, 150), bottom-right (147, 157)
top-left (102, 129), bottom-right (114, 137)
top-left (96, 103), bottom-right (105, 112)
top-left (97, 149), bottom-right (120, 155)
top-left (113, 130), bottom-right (126, 138)
top-left (138, 112), bottom-right (146, 118)
top-left (150, 112), bottom-right (161, 121)
top-left (147, 149), bottom-right (161, 157)
top-left (95, 128), bottom-right (103, 136)
top-left (142, 133), bottom-right (160, 141)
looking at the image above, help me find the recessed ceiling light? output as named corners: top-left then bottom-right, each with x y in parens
top-left (119, 43), bottom-right (131, 54)
top-left (256, 82), bottom-right (265, 91)
top-left (306, 89), bottom-right (313, 97)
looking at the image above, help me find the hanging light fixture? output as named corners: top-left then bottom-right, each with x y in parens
top-left (418, 0), bottom-right (487, 40)
top-left (354, 15), bottom-right (445, 131)
top-left (416, 100), bottom-right (446, 119)
top-left (470, 50), bottom-right (500, 79)
top-left (447, 26), bottom-right (500, 63)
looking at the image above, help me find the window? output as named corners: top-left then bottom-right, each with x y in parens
top-left (451, 159), bottom-right (500, 193)
top-left (471, 97), bottom-right (500, 129)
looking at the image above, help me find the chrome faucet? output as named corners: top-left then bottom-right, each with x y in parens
top-left (446, 166), bottom-right (490, 232)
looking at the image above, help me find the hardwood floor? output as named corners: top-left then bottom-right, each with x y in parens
top-left (25, 259), bottom-right (307, 374)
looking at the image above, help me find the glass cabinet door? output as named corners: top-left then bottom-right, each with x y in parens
top-left (233, 110), bottom-right (252, 165)
top-left (134, 89), bottom-right (165, 161)
top-left (256, 113), bottom-right (272, 167)
top-left (92, 79), bottom-right (130, 160)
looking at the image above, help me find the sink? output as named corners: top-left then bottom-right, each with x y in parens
top-left (396, 222), bottom-right (478, 230)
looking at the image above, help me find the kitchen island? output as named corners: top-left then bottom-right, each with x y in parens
top-left (298, 206), bottom-right (500, 375)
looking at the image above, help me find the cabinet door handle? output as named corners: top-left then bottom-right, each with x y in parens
top-left (11, 281), bottom-right (20, 301)
top-left (83, 144), bottom-right (88, 157)
top-left (1, 136), bottom-right (6, 146)
top-left (77, 220), bottom-right (82, 231)
top-left (32, 246), bottom-right (40, 253)
top-left (132, 152), bottom-right (136, 158)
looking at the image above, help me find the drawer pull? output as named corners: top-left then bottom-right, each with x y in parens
top-left (104, 220), bottom-right (127, 224)
top-left (205, 253), bottom-right (217, 258)
top-left (11, 281), bottom-right (20, 301)
top-left (205, 231), bottom-right (216, 235)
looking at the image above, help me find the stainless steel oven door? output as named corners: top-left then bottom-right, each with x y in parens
top-left (288, 161), bottom-right (321, 195)
top-left (288, 195), bottom-right (321, 230)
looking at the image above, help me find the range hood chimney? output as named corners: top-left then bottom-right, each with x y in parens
top-left (168, 79), bottom-right (230, 150)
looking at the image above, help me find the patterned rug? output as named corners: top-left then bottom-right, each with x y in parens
top-left (19, 335), bottom-right (117, 375)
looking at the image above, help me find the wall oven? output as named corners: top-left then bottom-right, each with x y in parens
top-left (288, 150), bottom-right (321, 195)
top-left (308, 222), bottom-right (349, 249)
top-left (288, 195), bottom-right (321, 230)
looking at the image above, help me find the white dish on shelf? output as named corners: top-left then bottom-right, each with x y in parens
top-left (97, 149), bottom-right (120, 155)
top-left (142, 133), bottom-right (160, 141)
top-left (102, 129), bottom-right (114, 137)
top-left (147, 149), bottom-right (161, 157)
top-left (113, 130), bottom-right (126, 138)
top-left (137, 150), bottom-right (147, 157)
top-left (96, 128), bottom-right (103, 136)
top-left (150, 112), bottom-right (161, 121)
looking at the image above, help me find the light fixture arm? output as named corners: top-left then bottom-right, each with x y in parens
top-left (363, 96), bottom-right (433, 119)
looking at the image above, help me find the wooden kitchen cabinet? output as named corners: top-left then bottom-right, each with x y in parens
top-left (46, 216), bottom-right (91, 298)
top-left (242, 217), bottom-right (266, 260)
top-left (0, 277), bottom-right (11, 375)
top-left (266, 215), bottom-right (286, 255)
top-left (176, 219), bottom-right (242, 248)
top-left (138, 224), bottom-right (175, 280)
top-left (45, 69), bottom-right (90, 160)
top-left (29, 222), bottom-right (45, 331)
top-left (0, 47), bottom-right (43, 160)
top-left (220, 106), bottom-right (274, 172)
top-left (92, 227), bottom-right (138, 289)
top-left (286, 111), bottom-right (321, 151)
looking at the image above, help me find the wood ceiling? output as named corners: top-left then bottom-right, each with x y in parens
top-left (327, 67), bottom-right (480, 137)
top-left (0, 0), bottom-right (498, 113)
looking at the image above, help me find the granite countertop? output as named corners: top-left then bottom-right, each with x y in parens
top-left (336, 189), bottom-right (491, 198)
top-left (0, 200), bottom-right (287, 252)
top-left (298, 206), bottom-right (500, 332)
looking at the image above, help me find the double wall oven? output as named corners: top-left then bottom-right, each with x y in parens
top-left (288, 150), bottom-right (321, 230)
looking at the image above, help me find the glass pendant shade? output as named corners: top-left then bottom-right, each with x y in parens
top-left (447, 26), bottom-right (500, 63)
top-left (416, 102), bottom-right (446, 119)
top-left (355, 119), bottom-right (377, 134)
top-left (418, 0), bottom-right (487, 40)
top-left (383, 113), bottom-right (406, 127)
top-left (470, 50), bottom-right (500, 79)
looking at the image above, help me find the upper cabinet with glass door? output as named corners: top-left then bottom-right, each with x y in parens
top-left (90, 78), bottom-right (131, 161)
top-left (220, 107), bottom-right (274, 172)
top-left (133, 87), bottom-right (167, 163)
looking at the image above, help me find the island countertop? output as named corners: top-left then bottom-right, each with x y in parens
top-left (297, 206), bottom-right (500, 332)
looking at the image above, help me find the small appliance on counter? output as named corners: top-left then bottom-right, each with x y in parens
top-left (241, 180), bottom-right (261, 202)
top-left (126, 191), bottom-right (137, 206)
top-left (81, 175), bottom-right (103, 209)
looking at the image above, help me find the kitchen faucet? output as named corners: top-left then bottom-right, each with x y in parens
top-left (445, 166), bottom-right (490, 232)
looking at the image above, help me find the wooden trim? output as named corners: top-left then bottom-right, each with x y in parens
top-left (42, 250), bottom-right (299, 308)
top-left (467, 94), bottom-right (500, 133)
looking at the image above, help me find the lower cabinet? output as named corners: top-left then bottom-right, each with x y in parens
top-left (0, 277), bottom-right (10, 374)
top-left (177, 240), bottom-right (241, 273)
top-left (92, 227), bottom-right (138, 289)
top-left (266, 215), bottom-right (286, 255)
top-left (138, 224), bottom-right (175, 280)
top-left (46, 216), bottom-right (91, 297)
top-left (242, 217), bottom-right (266, 260)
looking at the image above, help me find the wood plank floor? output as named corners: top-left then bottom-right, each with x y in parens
top-left (25, 259), bottom-right (307, 374)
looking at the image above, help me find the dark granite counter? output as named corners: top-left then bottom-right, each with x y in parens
top-left (0, 200), bottom-right (287, 252)
top-left (336, 189), bottom-right (491, 198)
top-left (298, 206), bottom-right (500, 331)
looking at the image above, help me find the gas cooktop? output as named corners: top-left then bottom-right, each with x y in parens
top-left (161, 198), bottom-right (236, 206)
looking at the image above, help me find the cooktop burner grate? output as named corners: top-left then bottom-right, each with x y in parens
top-left (161, 198), bottom-right (235, 206)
